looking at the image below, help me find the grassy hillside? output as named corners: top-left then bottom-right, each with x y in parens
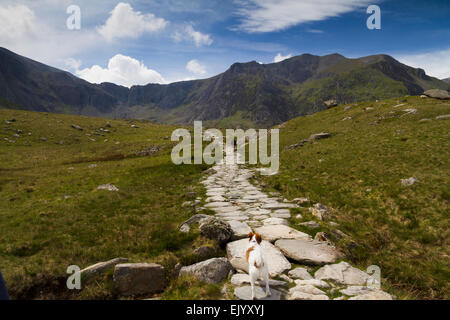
top-left (258, 96), bottom-right (449, 299)
top-left (0, 108), bottom-right (218, 299)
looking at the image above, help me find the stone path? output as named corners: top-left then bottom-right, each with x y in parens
top-left (197, 144), bottom-right (393, 300)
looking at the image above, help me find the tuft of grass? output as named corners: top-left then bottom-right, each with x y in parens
top-left (161, 275), bottom-right (223, 300)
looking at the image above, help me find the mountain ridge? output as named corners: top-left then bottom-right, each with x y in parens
top-left (1, 47), bottom-right (449, 127)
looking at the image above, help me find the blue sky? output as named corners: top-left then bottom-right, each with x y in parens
top-left (0, 0), bottom-right (449, 86)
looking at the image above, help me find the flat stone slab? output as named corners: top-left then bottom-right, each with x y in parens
top-left (226, 239), bottom-right (291, 277)
top-left (234, 285), bottom-right (282, 300)
top-left (288, 267), bottom-right (313, 280)
top-left (270, 213), bottom-right (291, 219)
top-left (275, 239), bottom-right (342, 265)
top-left (230, 274), bottom-right (288, 287)
top-left (261, 203), bottom-right (297, 209)
top-left (252, 214), bottom-right (270, 220)
top-left (228, 220), bottom-right (252, 240)
top-left (289, 284), bottom-right (326, 296)
top-left (255, 225), bottom-right (311, 243)
top-left (263, 217), bottom-right (289, 226)
top-left (314, 262), bottom-right (369, 285)
top-left (212, 206), bottom-right (242, 213)
top-left (204, 202), bottom-right (231, 208)
top-left (294, 279), bottom-right (330, 289)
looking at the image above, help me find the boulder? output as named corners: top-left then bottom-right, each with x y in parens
top-left (289, 284), bottom-right (326, 296)
top-left (299, 221), bottom-right (320, 228)
top-left (193, 246), bottom-right (216, 258)
top-left (80, 257), bottom-right (128, 278)
top-left (234, 285), bottom-right (282, 300)
top-left (314, 262), bottom-right (369, 285)
top-left (254, 225), bottom-right (311, 243)
top-left (308, 203), bottom-right (332, 220)
top-left (71, 124), bottom-right (83, 131)
top-left (424, 89), bottom-right (450, 100)
top-left (114, 263), bottom-right (165, 296)
top-left (226, 239), bottom-right (291, 277)
top-left (288, 267), bottom-right (313, 280)
top-left (275, 239), bottom-right (342, 265)
top-left (309, 132), bottom-right (331, 141)
top-left (401, 177), bottom-right (418, 186)
top-left (228, 220), bottom-right (252, 240)
top-left (324, 100), bottom-right (338, 108)
top-left (262, 217), bottom-right (289, 226)
top-left (179, 257), bottom-right (232, 284)
top-left (199, 218), bottom-right (232, 245)
top-left (179, 214), bottom-right (213, 233)
top-left (294, 279), bottom-right (331, 289)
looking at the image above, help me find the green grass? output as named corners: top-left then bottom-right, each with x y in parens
top-left (258, 96), bottom-right (450, 299)
top-left (0, 107), bottom-right (214, 299)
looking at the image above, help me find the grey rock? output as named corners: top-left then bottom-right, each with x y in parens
top-left (436, 114), bottom-right (450, 120)
top-left (293, 279), bottom-right (330, 289)
top-left (255, 225), bottom-right (311, 243)
top-left (80, 257), bottom-right (128, 278)
top-left (289, 284), bottom-right (326, 295)
top-left (179, 214), bottom-right (213, 233)
top-left (114, 263), bottom-right (165, 296)
top-left (314, 262), bottom-right (369, 285)
top-left (275, 239), bottom-right (342, 265)
top-left (228, 220), bottom-right (252, 240)
top-left (299, 221), bottom-right (320, 228)
top-left (424, 89), bottom-right (450, 100)
top-left (97, 184), bottom-right (119, 192)
top-left (179, 257), bottom-right (232, 284)
top-left (324, 100), bottom-right (338, 108)
top-left (288, 267), bottom-right (313, 280)
top-left (199, 218), bottom-right (232, 245)
top-left (263, 217), bottom-right (289, 226)
top-left (401, 177), bottom-right (418, 186)
top-left (193, 246), bottom-right (216, 258)
top-left (71, 124), bottom-right (83, 131)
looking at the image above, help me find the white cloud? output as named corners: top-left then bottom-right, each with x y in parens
top-left (172, 24), bottom-right (213, 47)
top-left (76, 54), bottom-right (165, 87)
top-left (235, 0), bottom-right (373, 33)
top-left (0, 3), bottom-right (101, 69)
top-left (63, 58), bottom-right (82, 71)
top-left (395, 49), bottom-right (450, 79)
top-left (273, 53), bottom-right (292, 63)
top-left (0, 4), bottom-right (36, 39)
top-left (98, 2), bottom-right (168, 42)
top-left (186, 59), bottom-right (207, 75)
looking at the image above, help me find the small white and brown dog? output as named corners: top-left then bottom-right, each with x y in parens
top-left (246, 232), bottom-right (271, 300)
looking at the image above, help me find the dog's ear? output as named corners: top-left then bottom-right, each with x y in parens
top-left (247, 232), bottom-right (254, 241)
top-left (255, 233), bottom-right (262, 244)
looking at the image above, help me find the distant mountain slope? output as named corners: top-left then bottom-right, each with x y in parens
top-left (1, 47), bottom-right (449, 127)
top-left (442, 77), bottom-right (450, 84)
